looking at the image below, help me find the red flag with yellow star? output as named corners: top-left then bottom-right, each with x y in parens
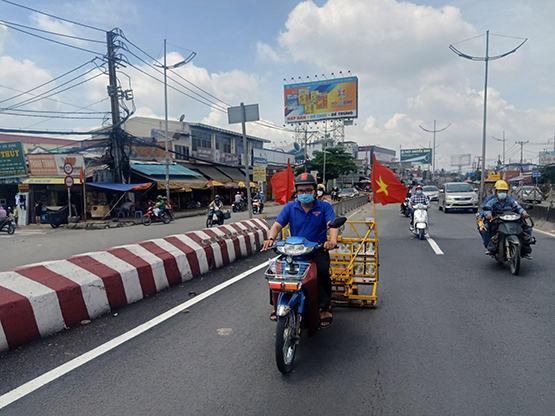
top-left (371, 158), bottom-right (407, 204)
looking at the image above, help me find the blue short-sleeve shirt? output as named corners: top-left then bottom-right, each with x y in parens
top-left (276, 199), bottom-right (336, 243)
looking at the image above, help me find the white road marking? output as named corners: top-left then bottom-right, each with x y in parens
top-left (534, 228), bottom-right (555, 238)
top-left (0, 258), bottom-right (272, 410)
top-left (426, 236), bottom-right (444, 255)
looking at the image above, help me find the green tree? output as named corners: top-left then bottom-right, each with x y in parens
top-left (306, 146), bottom-right (357, 181)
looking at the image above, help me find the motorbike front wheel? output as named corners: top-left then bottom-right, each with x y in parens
top-left (7, 224), bottom-right (15, 235)
top-left (142, 216), bottom-right (152, 226)
top-left (206, 217), bottom-right (213, 228)
top-left (508, 243), bottom-right (521, 275)
top-left (275, 312), bottom-right (298, 374)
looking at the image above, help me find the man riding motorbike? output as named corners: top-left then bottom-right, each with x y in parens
top-left (208, 195), bottom-right (225, 224)
top-left (409, 184), bottom-right (429, 228)
top-left (480, 180), bottom-right (533, 257)
top-left (262, 173), bottom-right (338, 328)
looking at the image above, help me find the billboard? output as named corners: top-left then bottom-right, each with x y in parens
top-left (27, 154), bottom-right (84, 177)
top-left (284, 76), bottom-right (358, 123)
top-left (450, 154), bottom-right (471, 166)
top-left (539, 150), bottom-right (555, 165)
top-left (400, 148), bottom-right (432, 164)
top-left (0, 142), bottom-right (27, 178)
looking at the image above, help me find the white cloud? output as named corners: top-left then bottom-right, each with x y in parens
top-left (0, 24), bottom-right (7, 55)
top-left (256, 41), bottom-right (284, 63)
top-left (31, 14), bottom-right (84, 46)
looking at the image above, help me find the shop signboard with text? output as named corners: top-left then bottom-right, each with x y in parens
top-left (0, 142), bottom-right (27, 178)
top-left (27, 154), bottom-right (84, 177)
top-left (284, 76), bottom-right (358, 123)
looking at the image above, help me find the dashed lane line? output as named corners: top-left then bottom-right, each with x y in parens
top-left (426, 236), bottom-right (445, 255)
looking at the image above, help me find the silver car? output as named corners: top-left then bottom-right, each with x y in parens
top-left (422, 185), bottom-right (439, 202)
top-left (439, 182), bottom-right (478, 213)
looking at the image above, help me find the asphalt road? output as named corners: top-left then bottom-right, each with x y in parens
top-left (1, 203), bottom-right (554, 415)
top-left (0, 205), bottom-right (282, 271)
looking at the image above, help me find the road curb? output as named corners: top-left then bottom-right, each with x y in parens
top-left (0, 219), bottom-right (269, 352)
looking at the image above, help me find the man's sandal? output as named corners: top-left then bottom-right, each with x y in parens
top-left (319, 310), bottom-right (333, 329)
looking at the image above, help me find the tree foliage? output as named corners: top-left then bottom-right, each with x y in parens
top-left (306, 146), bottom-right (357, 181)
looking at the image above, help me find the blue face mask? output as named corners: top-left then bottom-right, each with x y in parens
top-left (498, 192), bottom-right (507, 200)
top-left (298, 193), bottom-right (315, 204)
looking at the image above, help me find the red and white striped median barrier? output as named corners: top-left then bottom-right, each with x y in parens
top-left (0, 219), bottom-right (268, 352)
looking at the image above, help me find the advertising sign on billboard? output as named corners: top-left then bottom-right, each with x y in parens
top-left (400, 148), bottom-right (432, 164)
top-left (284, 76), bottom-right (358, 123)
top-left (539, 151), bottom-right (555, 165)
top-left (27, 154), bottom-right (84, 177)
top-left (450, 154), bottom-right (471, 166)
top-left (0, 142), bottom-right (27, 178)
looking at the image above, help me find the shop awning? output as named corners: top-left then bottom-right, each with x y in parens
top-left (207, 180), bottom-right (225, 187)
top-left (131, 162), bottom-right (202, 178)
top-left (155, 179), bottom-right (207, 192)
top-left (238, 181), bottom-right (257, 188)
top-left (23, 177), bottom-right (82, 185)
top-left (216, 166), bottom-right (246, 182)
top-left (87, 182), bottom-right (153, 192)
top-left (193, 165), bottom-right (233, 183)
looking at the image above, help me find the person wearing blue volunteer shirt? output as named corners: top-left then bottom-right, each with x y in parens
top-left (262, 172), bottom-right (338, 328)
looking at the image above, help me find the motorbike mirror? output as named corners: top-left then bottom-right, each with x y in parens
top-left (328, 217), bottom-right (347, 229)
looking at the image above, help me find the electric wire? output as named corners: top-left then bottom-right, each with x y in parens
top-left (0, 19), bottom-right (105, 43)
top-left (0, 58), bottom-right (98, 105)
top-left (3, 66), bottom-right (105, 110)
top-left (23, 97), bottom-right (110, 129)
top-left (0, 21), bottom-right (104, 55)
top-left (0, 0), bottom-right (106, 32)
top-left (0, 111), bottom-right (105, 119)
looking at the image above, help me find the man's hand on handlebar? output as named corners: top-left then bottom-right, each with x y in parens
top-left (323, 238), bottom-right (338, 250)
top-left (522, 211), bottom-right (529, 219)
top-left (261, 238), bottom-right (275, 251)
top-left (485, 212), bottom-right (493, 221)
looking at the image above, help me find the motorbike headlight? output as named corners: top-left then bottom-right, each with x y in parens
top-left (500, 213), bottom-right (520, 221)
top-left (277, 244), bottom-right (315, 256)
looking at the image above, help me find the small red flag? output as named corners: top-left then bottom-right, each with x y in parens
top-left (271, 160), bottom-right (295, 205)
top-left (371, 158), bottom-right (407, 205)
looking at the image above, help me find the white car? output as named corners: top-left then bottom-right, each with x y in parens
top-left (338, 188), bottom-right (359, 198)
top-left (422, 185), bottom-right (439, 201)
top-left (438, 182), bottom-right (478, 213)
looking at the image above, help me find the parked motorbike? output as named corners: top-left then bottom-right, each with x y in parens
top-left (0, 217), bottom-right (16, 235)
top-left (142, 207), bottom-right (171, 226)
top-left (252, 199), bottom-right (263, 214)
top-left (489, 211), bottom-right (534, 275)
top-left (232, 200), bottom-right (246, 212)
top-left (410, 203), bottom-right (428, 240)
top-left (185, 200), bottom-right (201, 210)
top-left (265, 216), bottom-right (347, 374)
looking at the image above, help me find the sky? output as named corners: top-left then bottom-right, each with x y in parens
top-left (1, 0), bottom-right (554, 170)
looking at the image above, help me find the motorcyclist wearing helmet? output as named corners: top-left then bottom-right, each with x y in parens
top-left (408, 184), bottom-right (429, 227)
top-left (153, 195), bottom-right (166, 217)
top-left (316, 183), bottom-right (331, 202)
top-left (480, 180), bottom-right (532, 256)
top-left (262, 172), bottom-right (338, 328)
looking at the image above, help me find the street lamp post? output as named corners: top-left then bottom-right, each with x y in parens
top-left (450, 30), bottom-right (527, 202)
top-left (158, 39), bottom-right (194, 199)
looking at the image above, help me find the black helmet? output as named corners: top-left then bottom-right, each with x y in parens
top-left (295, 172), bottom-right (317, 188)
top-left (215, 195), bottom-right (221, 200)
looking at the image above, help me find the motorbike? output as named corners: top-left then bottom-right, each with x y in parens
top-left (232, 200), bottom-right (246, 212)
top-left (0, 217), bottom-right (16, 235)
top-left (489, 211), bottom-right (534, 275)
top-left (206, 207), bottom-right (228, 227)
top-left (252, 199), bottom-right (263, 214)
top-left (400, 198), bottom-right (410, 217)
top-left (265, 216), bottom-right (347, 374)
top-left (410, 203), bottom-right (428, 240)
top-left (185, 200), bottom-right (201, 210)
top-left (142, 206), bottom-right (171, 226)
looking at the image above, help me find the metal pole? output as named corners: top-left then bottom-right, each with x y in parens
top-left (502, 130), bottom-right (506, 165)
top-left (304, 124), bottom-right (308, 172)
top-left (479, 30), bottom-right (489, 202)
top-left (323, 121), bottom-right (327, 184)
top-left (241, 103), bottom-right (252, 219)
top-left (432, 119), bottom-right (436, 175)
top-left (67, 186), bottom-right (72, 223)
top-left (163, 39), bottom-right (170, 200)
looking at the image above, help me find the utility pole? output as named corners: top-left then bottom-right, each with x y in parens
top-left (106, 30), bottom-right (122, 183)
top-left (419, 119), bottom-right (450, 175)
top-left (491, 131), bottom-right (506, 165)
top-left (240, 103), bottom-right (252, 219)
top-left (515, 140), bottom-right (529, 171)
top-left (450, 30), bottom-right (527, 202)
top-left (322, 120), bottom-right (328, 185)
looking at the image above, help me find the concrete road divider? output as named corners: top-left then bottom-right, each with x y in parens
top-left (0, 219), bottom-right (269, 352)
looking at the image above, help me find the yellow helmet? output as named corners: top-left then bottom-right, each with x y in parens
top-left (494, 180), bottom-right (509, 191)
